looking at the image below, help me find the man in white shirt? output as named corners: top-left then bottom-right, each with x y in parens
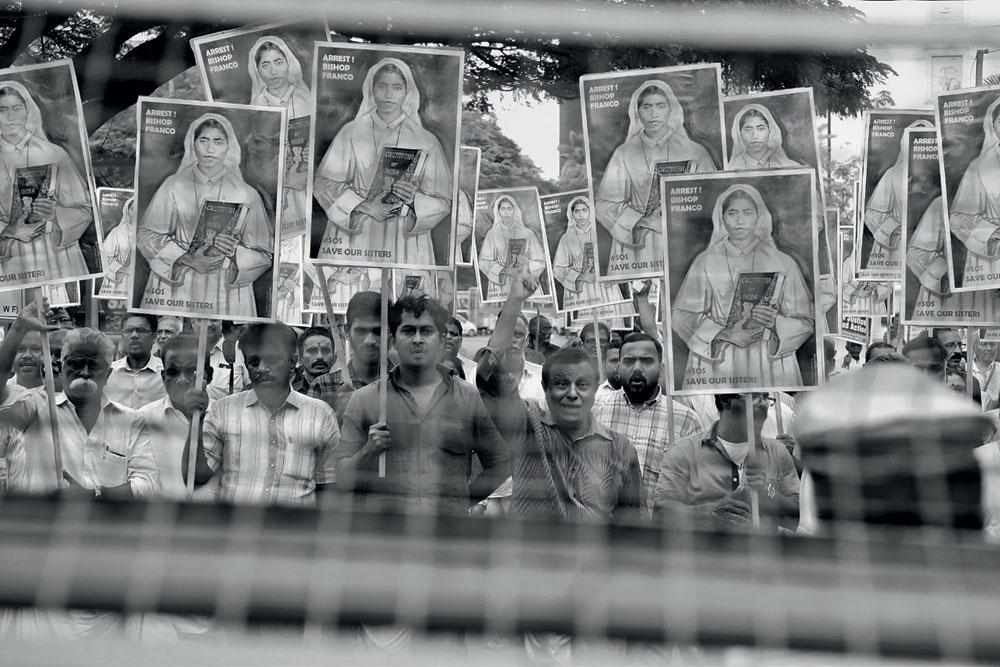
top-left (594, 339), bottom-right (623, 400)
top-left (152, 315), bottom-right (182, 359)
top-left (0, 302), bottom-right (158, 498)
top-left (7, 328), bottom-right (66, 392)
top-left (138, 335), bottom-right (217, 501)
top-left (105, 314), bottom-right (166, 409)
top-left (197, 318), bottom-right (248, 401)
top-left (973, 338), bottom-right (1000, 411)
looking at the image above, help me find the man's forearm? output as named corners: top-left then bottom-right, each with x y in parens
top-left (181, 422), bottom-right (213, 486)
top-left (489, 290), bottom-right (527, 352)
top-left (335, 444), bottom-right (380, 493)
top-left (469, 459), bottom-right (510, 505)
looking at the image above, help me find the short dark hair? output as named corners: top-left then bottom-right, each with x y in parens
top-left (714, 393), bottom-right (741, 413)
top-left (607, 339), bottom-right (624, 354)
top-left (298, 326), bottom-right (334, 352)
top-left (580, 321), bottom-right (610, 342)
top-left (932, 327), bottom-right (959, 341)
top-left (346, 291), bottom-right (382, 328)
top-left (238, 322), bottom-right (298, 358)
top-left (122, 313), bottom-right (157, 332)
top-left (903, 336), bottom-right (947, 361)
top-left (446, 317), bottom-right (464, 335)
top-left (620, 332), bottom-right (662, 361)
top-left (542, 347), bottom-right (598, 390)
top-left (159, 335), bottom-right (212, 374)
top-left (389, 295), bottom-right (448, 336)
top-left (865, 341), bottom-right (896, 362)
top-left (528, 314), bottom-right (551, 327)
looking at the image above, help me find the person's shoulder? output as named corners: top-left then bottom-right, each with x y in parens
top-left (291, 391), bottom-right (337, 417)
top-left (136, 396), bottom-right (170, 417)
top-left (673, 427), bottom-right (712, 454)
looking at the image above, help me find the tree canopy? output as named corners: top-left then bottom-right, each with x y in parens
top-left (0, 0), bottom-right (893, 136)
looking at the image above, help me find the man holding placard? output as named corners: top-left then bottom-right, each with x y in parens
top-left (0, 301), bottom-right (158, 498)
top-left (183, 322), bottom-right (339, 506)
top-left (652, 393), bottom-right (799, 531)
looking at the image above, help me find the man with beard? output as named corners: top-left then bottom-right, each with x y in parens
top-left (0, 301), bottom-right (158, 498)
top-left (595, 339), bottom-right (623, 400)
top-left (106, 314), bottom-right (166, 409)
top-left (652, 393), bottom-right (799, 531)
top-left (292, 326), bottom-right (337, 395)
top-left (594, 333), bottom-right (705, 516)
top-left (841, 341), bottom-right (864, 372)
top-left (184, 322), bottom-right (339, 506)
top-left (934, 327), bottom-right (966, 372)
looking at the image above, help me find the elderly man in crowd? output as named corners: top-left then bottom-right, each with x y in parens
top-left (594, 332), bottom-right (705, 516)
top-left (184, 322), bottom-right (339, 507)
top-left (653, 393), bottom-right (799, 532)
top-left (0, 300), bottom-right (158, 499)
top-left (153, 316), bottom-right (183, 359)
top-left (106, 313), bottom-right (166, 409)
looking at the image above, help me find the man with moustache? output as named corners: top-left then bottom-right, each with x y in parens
top-left (0, 301), bottom-right (158, 498)
top-left (594, 333), bottom-right (705, 516)
top-left (595, 339), bottom-right (623, 400)
top-left (8, 328), bottom-right (66, 393)
top-left (525, 314), bottom-right (558, 364)
top-left (106, 314), bottom-right (166, 409)
top-left (292, 326), bottom-right (337, 395)
top-left (653, 393), bottom-right (799, 532)
top-left (973, 338), bottom-right (1000, 411)
top-left (153, 316), bottom-right (182, 359)
top-left (184, 322), bottom-right (339, 506)
top-left (479, 275), bottom-right (642, 522)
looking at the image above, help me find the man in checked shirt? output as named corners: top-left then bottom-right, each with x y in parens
top-left (593, 332), bottom-right (706, 517)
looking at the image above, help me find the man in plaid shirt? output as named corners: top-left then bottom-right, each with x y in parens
top-left (593, 332), bottom-right (706, 516)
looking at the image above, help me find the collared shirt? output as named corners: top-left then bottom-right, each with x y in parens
top-left (137, 395), bottom-right (218, 502)
top-left (105, 354), bottom-right (166, 409)
top-left (974, 361), bottom-right (1000, 407)
top-left (593, 387), bottom-right (706, 515)
top-left (0, 388), bottom-right (158, 497)
top-left (337, 365), bottom-right (509, 515)
top-left (476, 346), bottom-right (642, 523)
top-left (206, 342), bottom-right (248, 402)
top-left (595, 380), bottom-right (618, 401)
top-left (652, 424), bottom-right (800, 526)
top-left (203, 389), bottom-right (339, 506)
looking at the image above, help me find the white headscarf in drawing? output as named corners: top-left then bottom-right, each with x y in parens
top-left (626, 79), bottom-right (691, 143)
top-left (493, 195), bottom-right (526, 230)
top-left (0, 81), bottom-right (47, 142)
top-left (730, 103), bottom-right (788, 164)
top-left (709, 184), bottom-right (776, 248)
top-left (565, 195), bottom-right (594, 232)
top-left (982, 96), bottom-right (1000, 155)
top-left (248, 36), bottom-right (312, 105)
top-left (179, 113), bottom-right (242, 173)
top-left (355, 57), bottom-right (421, 124)
top-left (120, 197), bottom-right (135, 228)
top-left (892, 119), bottom-right (933, 167)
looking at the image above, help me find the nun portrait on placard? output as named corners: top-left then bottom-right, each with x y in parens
top-left (98, 196), bottom-right (135, 298)
top-left (948, 96), bottom-right (1000, 290)
top-left (671, 184), bottom-right (814, 390)
top-left (552, 195), bottom-right (621, 310)
top-left (864, 119), bottom-right (934, 270)
top-left (313, 56), bottom-right (452, 266)
top-left (728, 104), bottom-right (803, 170)
top-left (907, 195), bottom-right (998, 322)
top-left (596, 79), bottom-right (717, 274)
top-left (248, 35), bottom-right (313, 228)
top-left (0, 80), bottom-right (91, 284)
top-left (478, 194), bottom-right (547, 301)
top-left (136, 112), bottom-right (273, 318)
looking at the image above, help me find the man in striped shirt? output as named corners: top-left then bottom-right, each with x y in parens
top-left (593, 333), bottom-right (706, 516)
top-left (184, 322), bottom-right (339, 506)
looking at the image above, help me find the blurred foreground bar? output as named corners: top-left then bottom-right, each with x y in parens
top-left (1, 496), bottom-right (999, 662)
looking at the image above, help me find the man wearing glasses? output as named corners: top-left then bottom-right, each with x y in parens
top-left (47, 308), bottom-right (75, 330)
top-left (105, 314), bottom-right (166, 409)
top-left (652, 392), bottom-right (799, 532)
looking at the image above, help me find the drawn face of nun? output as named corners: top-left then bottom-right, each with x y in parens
top-left (739, 111), bottom-right (771, 157)
top-left (0, 89), bottom-right (28, 142)
top-left (637, 87), bottom-right (670, 138)
top-left (373, 66), bottom-right (407, 121)
top-left (992, 103), bottom-right (1000, 142)
top-left (571, 200), bottom-right (591, 230)
top-left (256, 46), bottom-right (289, 93)
top-left (722, 192), bottom-right (758, 246)
top-left (193, 122), bottom-right (229, 175)
top-left (498, 198), bottom-right (516, 226)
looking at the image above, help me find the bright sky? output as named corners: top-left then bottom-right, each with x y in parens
top-left (489, 91), bottom-right (561, 180)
